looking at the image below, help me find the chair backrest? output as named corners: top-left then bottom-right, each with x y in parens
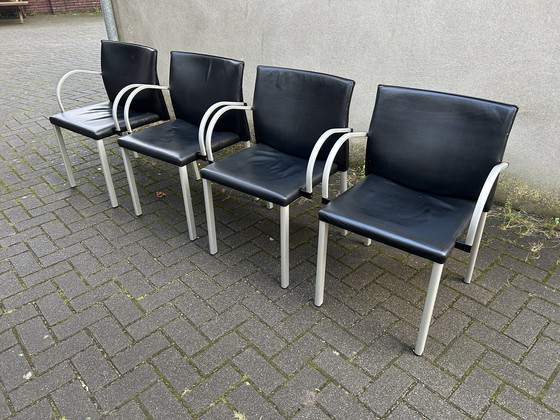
top-left (100, 40), bottom-right (169, 120)
top-left (365, 85), bottom-right (518, 204)
top-left (252, 66), bottom-right (355, 170)
top-left (168, 51), bottom-right (250, 141)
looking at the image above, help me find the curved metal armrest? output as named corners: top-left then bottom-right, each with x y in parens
top-left (465, 162), bottom-right (509, 245)
top-left (56, 69), bottom-right (102, 112)
top-left (198, 101), bottom-right (247, 157)
top-left (123, 84), bottom-right (169, 134)
top-left (112, 84), bottom-right (149, 132)
top-left (205, 104), bottom-right (252, 162)
top-left (321, 132), bottom-right (368, 201)
top-left (301, 128), bottom-right (352, 197)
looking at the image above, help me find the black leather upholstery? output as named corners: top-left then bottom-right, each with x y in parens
top-left (201, 66), bottom-right (355, 204)
top-left (169, 51), bottom-right (249, 141)
top-left (321, 85), bottom-right (518, 263)
top-left (201, 143), bottom-right (337, 206)
top-left (319, 174), bottom-right (475, 263)
top-left (365, 85), bottom-right (517, 209)
top-left (118, 51), bottom-right (249, 166)
top-left (117, 119), bottom-right (240, 167)
top-left (49, 102), bottom-right (162, 140)
top-left (253, 66), bottom-right (354, 171)
top-left (50, 40), bottom-right (169, 138)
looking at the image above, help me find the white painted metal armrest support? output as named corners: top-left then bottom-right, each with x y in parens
top-left (111, 84), bottom-right (147, 132)
top-left (464, 162), bottom-right (509, 246)
top-left (123, 84), bottom-right (169, 134)
top-left (205, 104), bottom-right (253, 162)
top-left (321, 132), bottom-right (368, 199)
top-left (198, 101), bottom-right (246, 157)
top-left (56, 69), bottom-right (101, 112)
top-left (303, 128), bottom-right (352, 195)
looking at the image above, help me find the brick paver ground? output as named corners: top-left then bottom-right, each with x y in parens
top-left (1, 12), bottom-right (559, 420)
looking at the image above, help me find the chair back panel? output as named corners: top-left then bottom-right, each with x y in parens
top-left (252, 66), bottom-right (354, 170)
top-left (101, 40), bottom-right (169, 120)
top-left (169, 52), bottom-right (250, 140)
top-left (365, 85), bottom-right (517, 202)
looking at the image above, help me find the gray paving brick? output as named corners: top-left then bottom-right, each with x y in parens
top-left (200, 304), bottom-right (251, 340)
top-left (0, 392), bottom-right (9, 420)
top-left (88, 317), bottom-right (131, 356)
top-left (361, 366), bottom-right (414, 416)
top-left (481, 351), bottom-right (546, 397)
top-left (72, 345), bottom-right (118, 392)
top-left (542, 374), bottom-right (560, 412)
top-left (396, 353), bottom-right (458, 397)
top-left (466, 322), bottom-right (527, 361)
top-left (10, 399), bottom-right (55, 420)
top-left (52, 380), bottom-right (100, 420)
top-left (405, 384), bottom-right (469, 420)
top-left (3, 281), bottom-right (54, 311)
top-left (173, 291), bottom-right (217, 325)
top-left (0, 345), bottom-right (32, 390)
top-left (355, 335), bottom-right (405, 377)
top-left (52, 305), bottom-right (108, 340)
top-left (233, 347), bottom-right (286, 395)
top-left (453, 296), bottom-right (509, 331)
top-left (36, 292), bottom-right (73, 325)
top-left (505, 308), bottom-right (547, 346)
top-left (104, 401), bottom-right (146, 420)
top-left (33, 330), bottom-right (92, 373)
top-left (386, 402), bottom-right (427, 419)
top-left (95, 364), bottom-right (158, 412)
top-left (316, 383), bottom-right (372, 420)
top-left (497, 385), bottom-right (560, 419)
top-left (276, 304), bottom-right (323, 341)
top-left (0, 271), bottom-right (23, 298)
top-left (105, 292), bottom-right (144, 326)
top-left (489, 284), bottom-right (530, 317)
top-left (481, 404), bottom-right (517, 420)
top-left (521, 336), bottom-right (560, 378)
top-left (11, 362), bottom-right (75, 411)
top-left (313, 318), bottom-right (364, 358)
top-left (271, 365), bottom-right (327, 415)
top-left (313, 349), bottom-right (370, 394)
top-left (450, 367), bottom-right (501, 417)
top-left (242, 292), bottom-right (288, 327)
top-left (0, 330), bottom-right (17, 353)
top-left (112, 331), bottom-right (170, 373)
top-left (162, 317), bottom-right (209, 357)
top-left (183, 364), bottom-right (242, 413)
top-left (274, 332), bottom-right (326, 375)
top-left (193, 332), bottom-right (245, 374)
top-left (138, 280), bottom-right (188, 312)
top-left (126, 305), bottom-right (179, 340)
top-left (16, 316), bottom-right (54, 355)
top-left (291, 403), bottom-right (331, 420)
top-left (436, 335), bottom-right (485, 378)
top-left (70, 281), bottom-right (120, 312)
top-left (237, 317), bottom-right (286, 358)
top-left (152, 347), bottom-right (201, 393)
top-left (140, 381), bottom-right (187, 419)
top-left (528, 297), bottom-right (560, 323)
top-left (116, 270), bottom-right (155, 299)
top-left (227, 383), bottom-right (284, 420)
top-left (198, 401), bottom-right (235, 420)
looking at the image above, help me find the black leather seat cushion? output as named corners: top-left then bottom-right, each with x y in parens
top-left (201, 143), bottom-right (337, 206)
top-left (319, 174), bottom-right (475, 263)
top-left (118, 119), bottom-right (240, 167)
top-left (50, 102), bottom-right (162, 140)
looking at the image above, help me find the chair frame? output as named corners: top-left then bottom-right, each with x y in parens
top-left (314, 129), bottom-right (510, 356)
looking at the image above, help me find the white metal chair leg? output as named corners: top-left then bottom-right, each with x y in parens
top-left (244, 141), bottom-right (251, 148)
top-left (191, 161), bottom-right (201, 181)
top-left (53, 125), bottom-right (76, 187)
top-left (464, 212), bottom-right (488, 284)
top-left (133, 151), bottom-right (139, 159)
top-left (179, 166), bottom-right (197, 241)
top-left (414, 262), bottom-right (444, 356)
top-left (202, 179), bottom-right (218, 254)
top-left (120, 148), bottom-right (142, 216)
top-left (280, 205), bottom-right (290, 289)
top-left (364, 238), bottom-right (372, 246)
top-left (314, 221), bottom-right (329, 306)
top-left (340, 171), bottom-right (348, 236)
top-left (96, 140), bottom-right (118, 208)
top-left (266, 202), bottom-right (274, 209)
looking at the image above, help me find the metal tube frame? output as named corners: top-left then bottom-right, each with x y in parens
top-left (120, 148), bottom-right (142, 216)
top-left (314, 220), bottom-right (329, 306)
top-left (179, 166), bottom-right (197, 240)
top-left (198, 101), bottom-right (246, 157)
top-left (464, 212), bottom-right (488, 284)
top-left (205, 104), bottom-right (252, 162)
top-left (280, 205), bottom-right (290, 289)
top-left (55, 69), bottom-right (101, 112)
top-left (202, 179), bottom-right (218, 254)
top-left (96, 140), bottom-right (118, 208)
top-left (53, 125), bottom-right (76, 187)
top-left (123, 84), bottom-right (169, 134)
top-left (414, 263), bottom-right (444, 356)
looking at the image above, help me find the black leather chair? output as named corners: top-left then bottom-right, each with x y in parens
top-left (50, 40), bottom-right (169, 208)
top-left (117, 52), bottom-right (249, 240)
top-left (200, 66), bottom-right (355, 288)
top-left (314, 85), bottom-right (518, 355)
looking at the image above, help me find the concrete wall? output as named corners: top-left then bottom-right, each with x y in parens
top-left (111, 0), bottom-right (560, 215)
top-left (0, 0), bottom-right (99, 15)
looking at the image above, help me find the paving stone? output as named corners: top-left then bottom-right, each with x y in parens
top-left (138, 280), bottom-right (188, 312)
top-left (95, 364), bottom-right (158, 412)
top-left (489, 284), bottom-right (530, 317)
top-left (0, 330), bottom-right (17, 353)
top-left (396, 352), bottom-right (458, 397)
top-left (36, 292), bottom-right (73, 325)
top-left (88, 317), bottom-right (132, 356)
top-left (10, 362), bottom-right (75, 411)
top-left (112, 331), bottom-right (170, 374)
top-left (481, 351), bottom-right (546, 397)
top-left (52, 380), bottom-right (101, 420)
top-left (182, 270), bottom-right (222, 300)
top-left (312, 318), bottom-right (364, 358)
top-left (72, 345), bottom-right (118, 392)
top-left (233, 347), bottom-right (286, 395)
top-left (198, 401), bottom-right (236, 420)
top-left (274, 332), bottom-right (326, 375)
top-left (3, 281), bottom-right (55, 311)
top-left (449, 367), bottom-right (501, 417)
top-left (242, 292), bottom-right (288, 327)
top-left (206, 280), bottom-right (256, 315)
top-left (16, 316), bottom-right (54, 354)
top-left (193, 332), bottom-right (246, 374)
top-left (104, 401), bottom-right (146, 420)
top-left (105, 292), bottom-right (144, 326)
top-left (542, 374), bottom-right (560, 412)
top-left (276, 304), bottom-right (323, 341)
top-left (313, 349), bottom-right (370, 394)
top-left (10, 399), bottom-right (55, 420)
top-left (200, 304), bottom-right (251, 341)
top-left (498, 385), bottom-right (560, 419)
top-left (270, 364), bottom-right (326, 415)
top-left (466, 322), bottom-right (527, 361)
top-left (453, 296), bottom-right (509, 331)
top-left (126, 305), bottom-right (179, 340)
top-left (291, 403), bottom-right (332, 420)
top-left (183, 364), bottom-right (242, 414)
top-left (481, 404), bottom-right (518, 420)
top-left (316, 383), bottom-right (373, 420)
top-left (354, 334), bottom-right (405, 377)
top-left (386, 402), bottom-right (427, 419)
top-left (70, 281), bottom-right (120, 312)
top-left (436, 335), bottom-right (486, 378)
top-left (33, 330), bottom-right (92, 373)
top-left (405, 384), bottom-right (469, 420)
top-left (360, 365), bottom-right (415, 416)
top-left (0, 392), bottom-right (9, 420)
top-left (0, 345), bottom-right (33, 390)
top-left (237, 317), bottom-right (286, 358)
top-left (152, 347), bottom-right (201, 393)
top-left (139, 381), bottom-right (187, 419)
top-left (173, 292), bottom-right (217, 325)
top-left (227, 383), bottom-right (284, 420)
